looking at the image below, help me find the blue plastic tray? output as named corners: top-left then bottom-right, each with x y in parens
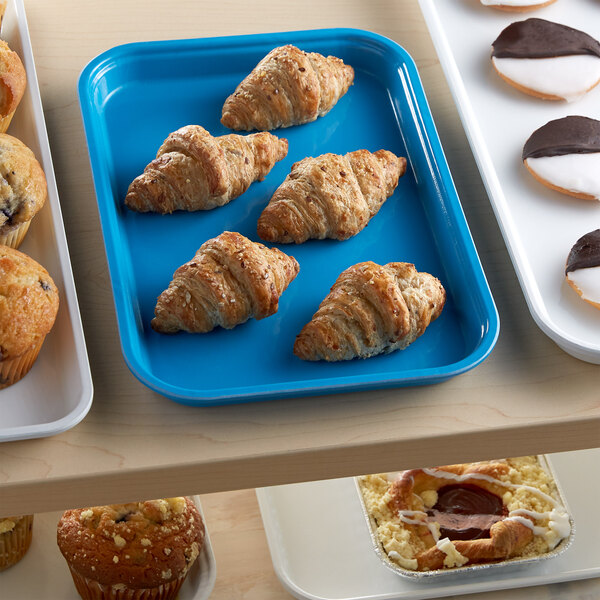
top-left (78, 28), bottom-right (498, 405)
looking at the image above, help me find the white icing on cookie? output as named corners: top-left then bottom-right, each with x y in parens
top-left (482, 0), bottom-right (551, 5)
top-left (567, 266), bottom-right (600, 303)
top-left (493, 55), bottom-right (600, 101)
top-left (525, 153), bottom-right (600, 199)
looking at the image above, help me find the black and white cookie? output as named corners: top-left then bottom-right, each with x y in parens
top-left (566, 230), bottom-right (600, 310)
top-left (480, 0), bottom-right (557, 12)
top-left (492, 19), bottom-right (600, 102)
top-left (522, 116), bottom-right (600, 201)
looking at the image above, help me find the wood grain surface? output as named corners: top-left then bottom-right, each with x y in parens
top-left (0, 0), bottom-right (598, 519)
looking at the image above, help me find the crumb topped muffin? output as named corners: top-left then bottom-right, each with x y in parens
top-left (0, 515), bottom-right (33, 570)
top-left (0, 245), bottom-right (59, 389)
top-left (57, 497), bottom-right (205, 600)
top-left (0, 133), bottom-right (47, 248)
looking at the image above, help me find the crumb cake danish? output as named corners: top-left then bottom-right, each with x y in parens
top-left (358, 456), bottom-right (571, 572)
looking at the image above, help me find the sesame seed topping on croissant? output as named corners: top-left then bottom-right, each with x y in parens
top-left (152, 231), bottom-right (299, 334)
top-left (221, 44), bottom-right (354, 131)
top-left (257, 149), bottom-right (406, 243)
top-left (294, 261), bottom-right (445, 361)
top-left (124, 125), bottom-right (288, 214)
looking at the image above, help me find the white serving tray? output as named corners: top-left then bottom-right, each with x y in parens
top-left (0, 497), bottom-right (217, 600)
top-left (257, 449), bottom-right (600, 600)
top-left (0, 0), bottom-right (92, 441)
top-left (417, 0), bottom-right (600, 363)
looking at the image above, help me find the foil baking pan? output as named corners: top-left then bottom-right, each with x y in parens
top-left (355, 455), bottom-right (575, 579)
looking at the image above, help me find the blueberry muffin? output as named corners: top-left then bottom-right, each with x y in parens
top-left (0, 133), bottom-right (47, 248)
top-left (0, 245), bottom-right (58, 388)
top-left (57, 498), bottom-right (205, 600)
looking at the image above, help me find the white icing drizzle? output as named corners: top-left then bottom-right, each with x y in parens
top-left (397, 509), bottom-right (441, 541)
top-left (526, 153), bottom-right (600, 200)
top-left (505, 515), bottom-right (547, 536)
top-left (436, 537), bottom-right (469, 568)
top-left (389, 464), bottom-right (570, 569)
top-left (421, 467), bottom-right (560, 507)
top-left (492, 55), bottom-right (600, 102)
top-left (509, 508), bottom-right (572, 548)
top-left (510, 508), bottom-right (547, 519)
top-left (388, 550), bottom-right (419, 569)
top-left (412, 466), bottom-right (571, 546)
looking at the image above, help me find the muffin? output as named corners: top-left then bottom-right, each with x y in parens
top-left (0, 133), bottom-right (47, 248)
top-left (0, 39), bottom-right (26, 133)
top-left (0, 245), bottom-right (59, 389)
top-left (57, 498), bottom-right (205, 600)
top-left (0, 515), bottom-right (34, 570)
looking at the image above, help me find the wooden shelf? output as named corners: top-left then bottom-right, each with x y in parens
top-left (1, 0), bottom-right (599, 516)
top-left (4, 488), bottom-right (598, 599)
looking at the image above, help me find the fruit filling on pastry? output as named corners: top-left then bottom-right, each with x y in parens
top-left (425, 484), bottom-right (508, 541)
top-left (358, 457), bottom-right (571, 571)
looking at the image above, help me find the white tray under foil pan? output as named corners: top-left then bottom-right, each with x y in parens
top-left (355, 455), bottom-right (575, 580)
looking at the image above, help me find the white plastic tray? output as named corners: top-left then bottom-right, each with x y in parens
top-left (0, 496), bottom-right (217, 600)
top-left (0, 0), bottom-right (92, 441)
top-left (257, 449), bottom-right (600, 600)
top-left (417, 0), bottom-right (600, 363)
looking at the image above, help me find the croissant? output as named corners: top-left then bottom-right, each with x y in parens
top-left (294, 261), bottom-right (444, 361)
top-left (415, 520), bottom-right (533, 570)
top-left (387, 463), bottom-right (534, 570)
top-left (257, 150), bottom-right (406, 244)
top-left (124, 125), bottom-right (288, 213)
top-left (152, 231), bottom-right (299, 333)
top-left (221, 45), bottom-right (354, 131)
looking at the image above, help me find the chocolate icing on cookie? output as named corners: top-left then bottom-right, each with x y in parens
top-left (566, 229), bottom-right (600, 274)
top-left (492, 19), bottom-right (600, 59)
top-left (523, 116), bottom-right (600, 160)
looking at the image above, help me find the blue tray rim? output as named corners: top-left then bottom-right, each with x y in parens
top-left (78, 27), bottom-right (499, 406)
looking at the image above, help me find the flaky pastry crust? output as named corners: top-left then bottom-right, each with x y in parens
top-left (257, 150), bottom-right (406, 243)
top-left (125, 125), bottom-right (288, 213)
top-left (294, 261), bottom-right (444, 361)
top-left (152, 231), bottom-right (299, 333)
top-left (221, 44), bottom-right (354, 130)
top-left (388, 463), bottom-right (533, 570)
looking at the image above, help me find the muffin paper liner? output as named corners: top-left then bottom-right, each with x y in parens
top-left (68, 568), bottom-right (187, 600)
top-left (0, 109), bottom-right (16, 134)
top-left (0, 338), bottom-right (44, 389)
top-left (0, 514), bottom-right (33, 571)
top-left (0, 220), bottom-right (31, 248)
